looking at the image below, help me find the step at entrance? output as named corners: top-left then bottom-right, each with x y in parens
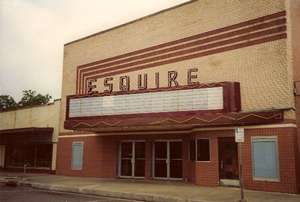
top-left (220, 179), bottom-right (240, 187)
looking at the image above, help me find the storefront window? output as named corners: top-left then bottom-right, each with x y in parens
top-left (252, 137), bottom-right (279, 181)
top-left (72, 142), bottom-right (84, 170)
top-left (5, 144), bottom-right (52, 168)
top-left (36, 144), bottom-right (52, 167)
top-left (197, 138), bottom-right (210, 161)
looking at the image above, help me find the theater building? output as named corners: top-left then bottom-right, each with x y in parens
top-left (0, 100), bottom-right (60, 173)
top-left (57, 0), bottom-right (300, 193)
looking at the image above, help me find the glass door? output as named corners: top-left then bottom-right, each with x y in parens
top-left (170, 141), bottom-right (182, 179)
top-left (154, 141), bottom-right (168, 178)
top-left (153, 140), bottom-right (182, 179)
top-left (120, 142), bottom-right (132, 177)
top-left (134, 141), bottom-right (145, 177)
top-left (119, 141), bottom-right (145, 178)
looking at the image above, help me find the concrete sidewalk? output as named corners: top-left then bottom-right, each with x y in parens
top-left (1, 173), bottom-right (300, 202)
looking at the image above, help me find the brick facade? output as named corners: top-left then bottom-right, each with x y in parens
top-left (194, 137), bottom-right (220, 186)
top-left (57, 126), bottom-right (299, 193)
top-left (56, 136), bottom-right (117, 178)
top-left (243, 127), bottom-right (299, 193)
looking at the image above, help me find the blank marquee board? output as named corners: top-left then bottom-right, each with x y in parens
top-left (68, 87), bottom-right (224, 118)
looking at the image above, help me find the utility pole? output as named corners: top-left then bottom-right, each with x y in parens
top-left (235, 128), bottom-right (246, 202)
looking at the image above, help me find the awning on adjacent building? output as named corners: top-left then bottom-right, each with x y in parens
top-left (0, 127), bottom-right (53, 144)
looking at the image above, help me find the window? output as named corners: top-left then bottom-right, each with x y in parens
top-left (189, 139), bottom-right (195, 161)
top-left (252, 137), bottom-right (279, 181)
top-left (72, 142), bottom-right (84, 170)
top-left (197, 138), bottom-right (210, 161)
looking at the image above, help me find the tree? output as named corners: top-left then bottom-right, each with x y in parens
top-left (0, 95), bottom-right (17, 111)
top-left (18, 90), bottom-right (52, 107)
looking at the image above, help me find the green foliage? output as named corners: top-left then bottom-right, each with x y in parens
top-left (0, 95), bottom-right (17, 111)
top-left (18, 90), bottom-right (52, 107)
top-left (0, 90), bottom-right (52, 111)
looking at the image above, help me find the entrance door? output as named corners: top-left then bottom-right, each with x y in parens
top-left (169, 141), bottom-right (183, 178)
top-left (119, 141), bottom-right (145, 178)
top-left (154, 140), bottom-right (182, 179)
top-left (218, 137), bottom-right (239, 179)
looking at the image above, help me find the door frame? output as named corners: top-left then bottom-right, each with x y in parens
top-left (218, 137), bottom-right (239, 180)
top-left (152, 139), bottom-right (183, 180)
top-left (118, 140), bottom-right (145, 179)
top-left (0, 145), bottom-right (5, 168)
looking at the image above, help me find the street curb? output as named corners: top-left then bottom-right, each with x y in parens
top-left (19, 181), bottom-right (209, 202)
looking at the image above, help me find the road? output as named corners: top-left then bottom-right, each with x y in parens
top-left (0, 184), bottom-right (141, 202)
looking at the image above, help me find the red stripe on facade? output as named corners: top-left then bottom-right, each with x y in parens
top-left (82, 33), bottom-right (286, 93)
top-left (82, 28), bottom-right (286, 93)
top-left (80, 18), bottom-right (286, 73)
top-left (77, 11), bottom-right (286, 69)
top-left (75, 11), bottom-right (286, 94)
top-left (78, 18), bottom-right (286, 92)
top-left (83, 26), bottom-right (286, 77)
top-left (77, 20), bottom-right (286, 93)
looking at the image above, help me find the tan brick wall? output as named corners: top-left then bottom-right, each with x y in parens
top-left (0, 100), bottom-right (61, 142)
top-left (0, 100), bottom-right (61, 170)
top-left (287, 0), bottom-right (300, 82)
top-left (60, 0), bottom-right (296, 133)
top-left (287, 0), bottom-right (300, 192)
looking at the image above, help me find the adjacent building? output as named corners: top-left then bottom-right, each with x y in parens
top-left (57, 0), bottom-right (298, 194)
top-left (0, 100), bottom-right (60, 173)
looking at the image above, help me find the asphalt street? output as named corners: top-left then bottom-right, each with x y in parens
top-left (0, 184), bottom-right (140, 202)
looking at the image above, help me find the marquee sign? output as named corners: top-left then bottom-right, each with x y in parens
top-left (69, 86), bottom-right (223, 118)
top-left (64, 81), bottom-right (284, 131)
top-left (66, 82), bottom-right (241, 120)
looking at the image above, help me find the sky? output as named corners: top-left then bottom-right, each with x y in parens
top-left (0, 0), bottom-right (189, 101)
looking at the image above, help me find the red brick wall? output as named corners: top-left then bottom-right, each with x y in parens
top-left (192, 127), bottom-right (299, 193)
top-left (57, 127), bottom-right (299, 193)
top-left (56, 136), bottom-right (117, 178)
top-left (296, 96), bottom-right (300, 193)
top-left (193, 130), bottom-right (234, 186)
top-left (56, 133), bottom-right (190, 179)
top-left (242, 127), bottom-right (298, 193)
top-left (194, 137), bottom-right (220, 186)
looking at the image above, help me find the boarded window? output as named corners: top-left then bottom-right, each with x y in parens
top-left (197, 139), bottom-right (210, 161)
top-left (252, 137), bottom-right (279, 180)
top-left (72, 142), bottom-right (84, 170)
